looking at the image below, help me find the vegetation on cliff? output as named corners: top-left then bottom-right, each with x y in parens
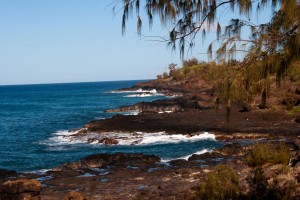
top-left (193, 142), bottom-right (298, 200)
top-left (117, 0), bottom-right (300, 112)
top-left (156, 57), bottom-right (299, 113)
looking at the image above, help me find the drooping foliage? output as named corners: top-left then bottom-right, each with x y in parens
top-left (116, 0), bottom-right (300, 109)
top-left (116, 0), bottom-right (299, 59)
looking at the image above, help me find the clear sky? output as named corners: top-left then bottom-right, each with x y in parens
top-left (0, 0), bottom-right (184, 85)
top-left (0, 1), bottom-right (274, 85)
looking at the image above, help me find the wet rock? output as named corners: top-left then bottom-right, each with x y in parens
top-left (62, 153), bottom-right (160, 169)
top-left (169, 159), bottom-right (190, 167)
top-left (105, 99), bottom-right (183, 113)
top-left (0, 169), bottom-right (17, 179)
top-left (188, 152), bottom-right (222, 161)
top-left (77, 128), bottom-right (88, 134)
top-left (87, 137), bottom-right (118, 145)
top-left (0, 179), bottom-right (41, 200)
top-left (64, 191), bottom-right (84, 200)
top-left (98, 138), bottom-right (118, 145)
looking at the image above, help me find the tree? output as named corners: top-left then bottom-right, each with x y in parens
top-left (115, 0), bottom-right (300, 109)
top-left (168, 63), bottom-right (177, 76)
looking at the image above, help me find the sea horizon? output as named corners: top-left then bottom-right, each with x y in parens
top-left (0, 78), bottom-right (153, 87)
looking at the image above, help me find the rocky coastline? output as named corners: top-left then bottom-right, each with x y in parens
top-left (1, 80), bottom-right (300, 199)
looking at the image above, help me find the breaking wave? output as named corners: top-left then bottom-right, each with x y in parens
top-left (41, 130), bottom-right (215, 147)
top-left (124, 93), bottom-right (164, 98)
top-left (110, 88), bottom-right (158, 94)
top-left (161, 149), bottom-right (210, 162)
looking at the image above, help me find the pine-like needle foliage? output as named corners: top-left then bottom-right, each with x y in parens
top-left (116, 0), bottom-right (300, 109)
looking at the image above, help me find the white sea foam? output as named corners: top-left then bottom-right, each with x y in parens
top-left (25, 169), bottom-right (51, 175)
top-left (158, 110), bottom-right (173, 114)
top-left (124, 92), bottom-right (165, 98)
top-left (41, 131), bottom-right (215, 148)
top-left (177, 149), bottom-right (210, 160)
top-left (161, 149), bottom-right (211, 162)
top-left (123, 110), bottom-right (140, 115)
top-left (110, 88), bottom-right (158, 94)
top-left (47, 130), bottom-right (84, 145)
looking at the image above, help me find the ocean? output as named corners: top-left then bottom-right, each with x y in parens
top-left (0, 80), bottom-right (222, 172)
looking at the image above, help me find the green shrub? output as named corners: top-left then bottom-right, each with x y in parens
top-left (195, 165), bottom-right (241, 200)
top-left (246, 143), bottom-right (290, 167)
top-left (288, 105), bottom-right (300, 115)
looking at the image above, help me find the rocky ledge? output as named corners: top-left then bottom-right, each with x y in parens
top-left (85, 107), bottom-right (300, 135)
top-left (1, 81), bottom-right (299, 199)
top-left (0, 139), bottom-right (299, 199)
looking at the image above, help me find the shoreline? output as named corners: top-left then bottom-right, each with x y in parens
top-left (1, 83), bottom-right (299, 199)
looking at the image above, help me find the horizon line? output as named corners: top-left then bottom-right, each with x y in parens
top-left (0, 79), bottom-right (153, 87)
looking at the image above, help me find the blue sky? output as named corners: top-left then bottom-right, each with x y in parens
top-left (0, 0), bottom-right (184, 85)
top-left (0, 1), bottom-right (274, 85)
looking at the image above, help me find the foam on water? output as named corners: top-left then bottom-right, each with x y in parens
top-left (2, 80), bottom-right (206, 172)
top-left (124, 93), bottom-right (164, 98)
top-left (44, 130), bottom-right (85, 146)
top-left (161, 149), bottom-right (210, 162)
top-left (132, 132), bottom-right (215, 145)
top-left (42, 131), bottom-right (215, 147)
top-left (111, 88), bottom-right (158, 94)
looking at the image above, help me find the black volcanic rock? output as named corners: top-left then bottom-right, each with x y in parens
top-left (0, 169), bottom-right (17, 179)
top-left (62, 153), bottom-right (160, 169)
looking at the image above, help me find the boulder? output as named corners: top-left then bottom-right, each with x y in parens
top-left (0, 179), bottom-right (41, 194)
top-left (64, 191), bottom-right (84, 200)
top-left (98, 138), bottom-right (119, 145)
top-left (87, 137), bottom-right (118, 145)
top-left (0, 179), bottom-right (41, 200)
top-left (62, 153), bottom-right (160, 169)
top-left (188, 152), bottom-right (222, 161)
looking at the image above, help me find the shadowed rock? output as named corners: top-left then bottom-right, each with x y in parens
top-left (0, 179), bottom-right (41, 200)
top-left (0, 169), bottom-right (17, 179)
top-left (61, 153), bottom-right (160, 169)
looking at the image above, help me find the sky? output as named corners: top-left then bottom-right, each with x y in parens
top-left (0, 0), bottom-right (183, 85)
top-left (0, 1), bottom-right (274, 85)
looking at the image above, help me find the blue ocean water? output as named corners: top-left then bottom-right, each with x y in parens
top-left (0, 80), bottom-right (222, 172)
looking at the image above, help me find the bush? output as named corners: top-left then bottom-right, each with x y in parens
top-left (162, 72), bottom-right (169, 78)
top-left (182, 57), bottom-right (200, 67)
top-left (246, 143), bottom-right (290, 167)
top-left (195, 165), bottom-right (241, 200)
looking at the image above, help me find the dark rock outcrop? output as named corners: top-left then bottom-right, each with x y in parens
top-left (0, 179), bottom-right (41, 200)
top-left (105, 98), bottom-right (184, 113)
top-left (87, 138), bottom-right (119, 145)
top-left (62, 153), bottom-right (160, 169)
top-left (0, 169), bottom-right (17, 179)
top-left (214, 143), bottom-right (243, 156)
top-left (98, 138), bottom-right (119, 145)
